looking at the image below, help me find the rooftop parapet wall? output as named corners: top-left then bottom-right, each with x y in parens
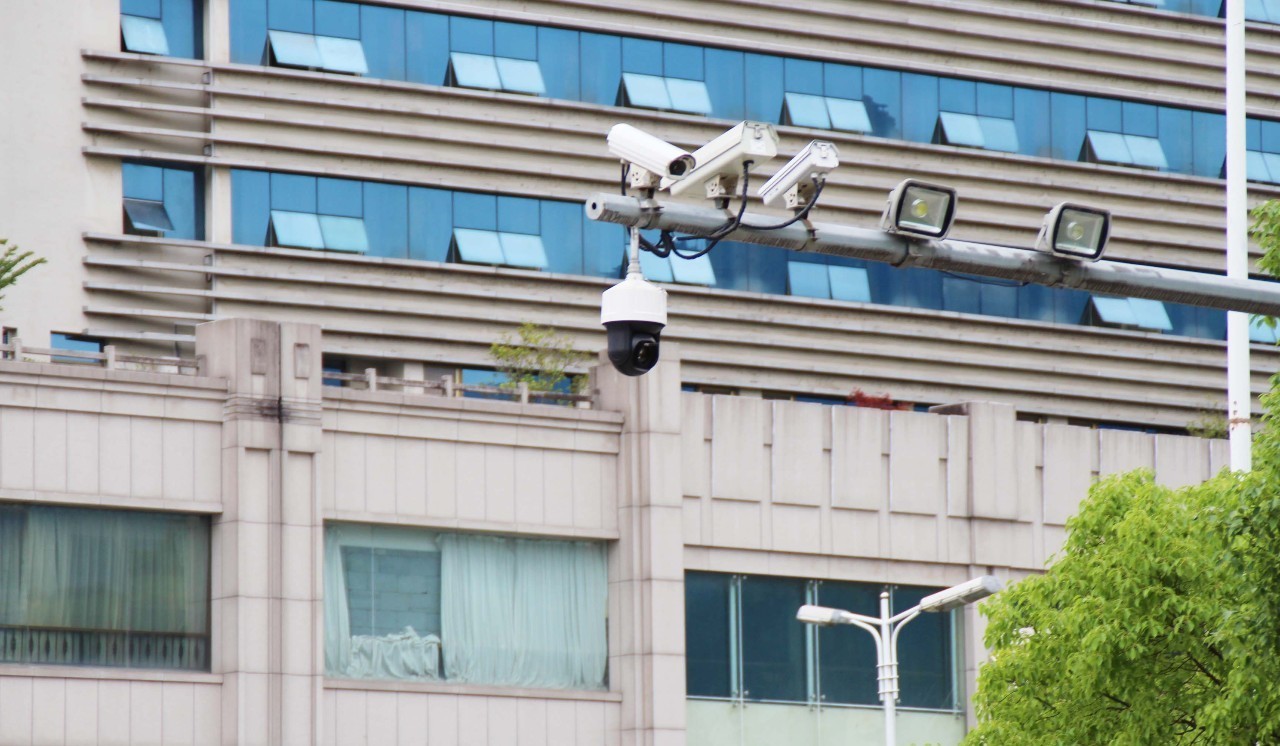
top-left (681, 394), bottom-right (1230, 579)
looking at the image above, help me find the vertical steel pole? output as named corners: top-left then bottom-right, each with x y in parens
top-left (1227, 0), bottom-right (1252, 471)
top-left (879, 591), bottom-right (896, 746)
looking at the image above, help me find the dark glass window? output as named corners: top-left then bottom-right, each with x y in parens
top-left (0, 505), bottom-right (210, 671)
top-left (740, 575), bottom-right (807, 702)
top-left (817, 581), bottom-right (881, 705)
top-left (894, 585), bottom-right (956, 710)
top-left (684, 573), bottom-right (958, 710)
top-left (685, 572), bottom-right (733, 698)
top-left (341, 546), bottom-right (442, 637)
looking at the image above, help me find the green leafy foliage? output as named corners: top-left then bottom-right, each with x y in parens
top-left (1252, 200), bottom-right (1280, 335)
top-left (0, 239), bottom-right (46, 311)
top-left (964, 388), bottom-right (1280, 744)
top-left (488, 322), bottom-right (588, 394)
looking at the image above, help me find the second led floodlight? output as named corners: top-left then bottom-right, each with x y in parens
top-left (882, 179), bottom-right (958, 239)
top-left (1037, 203), bottom-right (1110, 261)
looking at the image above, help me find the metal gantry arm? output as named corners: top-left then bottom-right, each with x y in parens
top-left (586, 192), bottom-right (1280, 318)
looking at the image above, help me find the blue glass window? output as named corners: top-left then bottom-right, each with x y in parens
top-left (450, 52), bottom-right (502, 89)
top-left (121, 0), bottom-right (200, 59)
top-left (316, 36), bottom-right (369, 74)
top-left (1250, 317), bottom-right (1280, 344)
top-left (123, 199), bottom-right (175, 235)
top-left (938, 112), bottom-right (984, 148)
top-left (498, 232), bottom-right (548, 269)
top-left (1247, 0), bottom-right (1280, 21)
top-left (269, 31), bottom-right (368, 73)
top-left (827, 97), bottom-right (872, 133)
top-left (449, 53), bottom-right (546, 95)
top-left (788, 263), bottom-right (870, 302)
top-left (318, 215), bottom-right (370, 252)
top-left (938, 113), bottom-right (1019, 153)
top-left (788, 261), bottom-right (830, 298)
top-left (1089, 296), bottom-right (1172, 331)
top-left (270, 210), bottom-right (326, 249)
top-left (1083, 131), bottom-right (1168, 170)
top-left (619, 73), bottom-right (710, 115)
top-left (782, 93), bottom-right (871, 134)
top-left (50, 334), bottom-right (105, 364)
top-left (495, 57), bottom-right (547, 95)
top-left (121, 16), bottom-right (170, 55)
top-left (452, 229), bottom-right (546, 269)
top-left (122, 161), bottom-right (202, 240)
top-left (620, 72), bottom-right (672, 110)
top-left (638, 248), bottom-right (715, 286)
top-left (269, 30), bottom-right (322, 67)
top-left (665, 77), bottom-right (713, 115)
top-left (829, 266), bottom-right (872, 302)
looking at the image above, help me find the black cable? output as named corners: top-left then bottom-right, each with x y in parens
top-left (736, 176), bottom-right (827, 231)
top-left (939, 270), bottom-right (1028, 288)
top-left (670, 162), bottom-right (754, 260)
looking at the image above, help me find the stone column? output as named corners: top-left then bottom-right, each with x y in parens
top-left (595, 344), bottom-right (687, 746)
top-left (196, 319), bottom-right (324, 746)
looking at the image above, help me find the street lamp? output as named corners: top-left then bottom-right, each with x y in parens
top-left (796, 575), bottom-right (1001, 746)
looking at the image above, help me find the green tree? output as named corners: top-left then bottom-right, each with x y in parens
top-left (488, 322), bottom-right (589, 395)
top-left (0, 239), bottom-right (45, 310)
top-left (965, 202), bottom-right (1280, 743)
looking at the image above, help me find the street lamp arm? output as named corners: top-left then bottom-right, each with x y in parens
top-left (889, 605), bottom-right (921, 626)
top-left (890, 609), bottom-right (921, 655)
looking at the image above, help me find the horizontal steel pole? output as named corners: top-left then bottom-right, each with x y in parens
top-left (586, 192), bottom-right (1280, 317)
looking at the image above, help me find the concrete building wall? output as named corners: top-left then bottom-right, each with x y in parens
top-left (0, 319), bottom-right (1232, 744)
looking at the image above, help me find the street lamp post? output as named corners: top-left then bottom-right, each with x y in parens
top-left (796, 576), bottom-right (1002, 746)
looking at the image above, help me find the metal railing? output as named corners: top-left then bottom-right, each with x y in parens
top-left (0, 339), bottom-right (199, 374)
top-left (323, 369), bottom-right (593, 408)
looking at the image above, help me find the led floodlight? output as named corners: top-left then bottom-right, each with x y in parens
top-left (1037, 203), bottom-right (1110, 261)
top-left (882, 179), bottom-right (957, 239)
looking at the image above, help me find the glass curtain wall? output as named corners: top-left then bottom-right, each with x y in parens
top-left (227, 0), bottom-right (1280, 181)
top-left (684, 571), bottom-right (960, 711)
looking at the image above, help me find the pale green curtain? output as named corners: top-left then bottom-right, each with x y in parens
top-left (324, 523), bottom-right (442, 681)
top-left (441, 533), bottom-right (607, 690)
top-left (0, 504), bottom-right (209, 668)
top-left (322, 527), bottom-right (353, 675)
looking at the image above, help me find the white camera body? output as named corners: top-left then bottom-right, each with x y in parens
top-left (757, 140), bottom-right (840, 208)
top-left (665, 121), bottom-right (779, 198)
top-left (601, 273), bottom-right (668, 376)
top-left (607, 124), bottom-right (696, 187)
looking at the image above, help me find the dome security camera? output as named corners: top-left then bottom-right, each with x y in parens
top-left (600, 273), bottom-right (667, 376)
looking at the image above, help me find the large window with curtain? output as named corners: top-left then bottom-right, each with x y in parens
top-left (0, 504), bottom-right (210, 671)
top-left (685, 571), bottom-right (960, 710)
top-left (324, 523), bottom-right (608, 690)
